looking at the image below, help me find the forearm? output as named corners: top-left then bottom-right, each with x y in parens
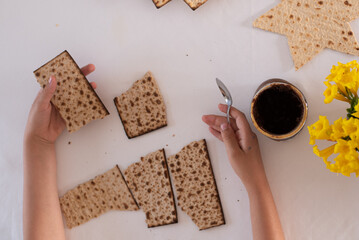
top-left (23, 140), bottom-right (65, 240)
top-left (247, 179), bottom-right (285, 240)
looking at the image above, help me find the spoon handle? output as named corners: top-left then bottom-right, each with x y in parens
top-left (226, 105), bottom-right (231, 123)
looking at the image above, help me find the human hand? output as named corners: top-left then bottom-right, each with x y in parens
top-left (24, 64), bottom-right (97, 146)
top-left (202, 104), bottom-right (268, 191)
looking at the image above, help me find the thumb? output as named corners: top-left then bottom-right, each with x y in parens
top-left (38, 76), bottom-right (57, 105)
top-left (220, 123), bottom-right (242, 157)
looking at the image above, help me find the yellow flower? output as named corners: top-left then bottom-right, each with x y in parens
top-left (348, 118), bottom-right (359, 140)
top-left (348, 140), bottom-right (359, 151)
top-left (323, 81), bottom-right (338, 104)
top-left (331, 118), bottom-right (346, 140)
top-left (348, 160), bottom-right (359, 177)
top-left (308, 116), bottom-right (332, 144)
top-left (334, 139), bottom-right (351, 154)
top-left (329, 145), bottom-right (359, 177)
top-left (340, 166), bottom-right (351, 177)
top-left (326, 160), bottom-right (341, 173)
top-left (340, 61), bottom-right (359, 93)
top-left (323, 81), bottom-right (349, 103)
top-left (338, 72), bottom-right (358, 95)
top-left (326, 154), bottom-right (346, 176)
top-left (342, 118), bottom-right (358, 139)
top-left (313, 145), bottom-right (335, 163)
top-left (309, 60), bottom-right (359, 177)
top-left (325, 60), bottom-right (359, 99)
top-left (327, 63), bottom-right (345, 83)
top-left (349, 161), bottom-right (359, 170)
top-left (346, 149), bottom-right (359, 161)
top-left (308, 126), bottom-right (316, 145)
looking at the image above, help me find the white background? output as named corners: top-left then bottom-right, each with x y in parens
top-left (1, 0), bottom-right (359, 239)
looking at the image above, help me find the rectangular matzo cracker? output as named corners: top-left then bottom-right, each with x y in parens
top-left (167, 139), bottom-right (225, 230)
top-left (124, 149), bottom-right (177, 227)
top-left (59, 166), bottom-right (138, 228)
top-left (34, 51), bottom-right (109, 132)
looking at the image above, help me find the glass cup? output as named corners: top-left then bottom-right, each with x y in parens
top-left (250, 79), bottom-right (308, 141)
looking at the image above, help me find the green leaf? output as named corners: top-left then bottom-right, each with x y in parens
top-left (342, 136), bottom-right (351, 141)
top-left (346, 96), bottom-right (358, 119)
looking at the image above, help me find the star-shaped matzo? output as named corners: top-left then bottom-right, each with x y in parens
top-left (253, 0), bottom-right (359, 70)
top-left (152, 0), bottom-right (208, 10)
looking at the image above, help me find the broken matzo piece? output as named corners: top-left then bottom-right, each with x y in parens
top-left (167, 139), bottom-right (225, 230)
top-left (152, 0), bottom-right (172, 8)
top-left (34, 50), bottom-right (109, 132)
top-left (59, 166), bottom-right (138, 228)
top-left (124, 149), bottom-right (177, 228)
top-left (184, 0), bottom-right (208, 10)
top-left (114, 72), bottom-right (167, 139)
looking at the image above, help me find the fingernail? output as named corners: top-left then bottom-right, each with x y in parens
top-left (221, 123), bottom-right (228, 131)
top-left (48, 76), bottom-right (54, 85)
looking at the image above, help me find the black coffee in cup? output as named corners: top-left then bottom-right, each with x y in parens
top-left (250, 79), bottom-right (308, 140)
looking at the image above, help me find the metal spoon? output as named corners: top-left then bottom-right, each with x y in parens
top-left (216, 78), bottom-right (233, 123)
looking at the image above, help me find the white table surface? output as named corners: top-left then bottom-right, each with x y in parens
top-left (1, 0), bottom-right (359, 239)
